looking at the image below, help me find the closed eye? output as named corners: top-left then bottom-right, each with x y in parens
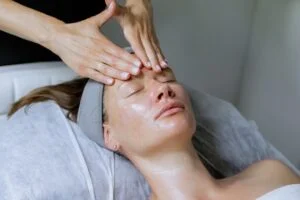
top-left (166, 79), bottom-right (176, 83)
top-left (161, 78), bottom-right (176, 83)
top-left (126, 87), bottom-right (144, 97)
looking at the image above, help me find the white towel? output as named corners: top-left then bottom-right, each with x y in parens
top-left (257, 184), bottom-right (300, 200)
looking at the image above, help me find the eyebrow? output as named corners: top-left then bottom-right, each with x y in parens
top-left (117, 72), bottom-right (144, 90)
top-left (117, 68), bottom-right (174, 90)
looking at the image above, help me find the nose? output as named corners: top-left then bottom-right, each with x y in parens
top-left (155, 84), bottom-right (176, 103)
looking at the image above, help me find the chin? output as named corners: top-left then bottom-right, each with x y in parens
top-left (157, 113), bottom-right (195, 138)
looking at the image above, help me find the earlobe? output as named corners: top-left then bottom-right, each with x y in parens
top-left (103, 124), bottom-right (120, 152)
top-left (113, 144), bottom-right (119, 151)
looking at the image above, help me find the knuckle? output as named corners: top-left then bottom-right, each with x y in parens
top-left (102, 66), bottom-right (110, 75)
top-left (106, 57), bottom-right (114, 65)
top-left (111, 58), bottom-right (119, 66)
top-left (77, 64), bottom-right (87, 76)
top-left (123, 28), bottom-right (133, 37)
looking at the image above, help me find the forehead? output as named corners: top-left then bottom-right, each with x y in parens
top-left (103, 68), bottom-right (176, 107)
top-left (113, 67), bottom-right (175, 89)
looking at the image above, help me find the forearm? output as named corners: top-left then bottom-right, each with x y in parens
top-left (0, 0), bottom-right (64, 45)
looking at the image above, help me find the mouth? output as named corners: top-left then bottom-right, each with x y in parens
top-left (155, 102), bottom-right (185, 120)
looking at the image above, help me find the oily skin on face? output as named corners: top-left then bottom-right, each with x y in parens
top-left (102, 68), bottom-right (222, 200)
top-left (102, 68), bottom-right (300, 200)
top-left (103, 67), bottom-right (196, 157)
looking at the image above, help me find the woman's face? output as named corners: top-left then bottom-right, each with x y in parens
top-left (103, 68), bottom-right (196, 157)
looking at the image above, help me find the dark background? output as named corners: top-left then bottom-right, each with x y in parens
top-left (0, 0), bottom-right (105, 66)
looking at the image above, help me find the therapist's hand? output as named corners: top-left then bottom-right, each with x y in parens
top-left (42, 2), bottom-right (141, 85)
top-left (105, 0), bottom-right (168, 72)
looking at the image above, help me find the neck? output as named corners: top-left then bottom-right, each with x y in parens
top-left (130, 142), bottom-right (221, 200)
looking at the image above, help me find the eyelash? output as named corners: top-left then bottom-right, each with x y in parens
top-left (127, 79), bottom-right (176, 97)
top-left (127, 87), bottom-right (143, 97)
top-left (165, 80), bottom-right (175, 83)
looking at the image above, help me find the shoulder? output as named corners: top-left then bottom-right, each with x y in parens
top-left (250, 159), bottom-right (300, 185)
top-left (224, 160), bottom-right (300, 199)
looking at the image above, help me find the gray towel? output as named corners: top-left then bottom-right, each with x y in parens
top-left (0, 101), bottom-right (149, 200)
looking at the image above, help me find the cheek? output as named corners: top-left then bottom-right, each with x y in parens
top-left (114, 99), bottom-right (152, 139)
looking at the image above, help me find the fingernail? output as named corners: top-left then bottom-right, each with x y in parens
top-left (121, 72), bottom-right (130, 79)
top-left (161, 60), bottom-right (168, 68)
top-left (132, 67), bottom-right (140, 75)
top-left (156, 65), bottom-right (162, 72)
top-left (134, 60), bottom-right (141, 67)
top-left (107, 78), bottom-right (114, 84)
top-left (146, 61), bottom-right (151, 68)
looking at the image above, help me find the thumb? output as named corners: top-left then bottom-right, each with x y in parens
top-left (88, 1), bottom-right (117, 25)
top-left (105, 0), bottom-right (114, 6)
top-left (105, 0), bottom-right (124, 17)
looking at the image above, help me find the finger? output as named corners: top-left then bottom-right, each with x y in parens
top-left (104, 39), bottom-right (142, 67)
top-left (149, 25), bottom-right (168, 68)
top-left (104, 0), bottom-right (124, 16)
top-left (88, 1), bottom-right (116, 26)
top-left (156, 52), bottom-right (167, 69)
top-left (105, 0), bottom-right (113, 6)
top-left (92, 62), bottom-right (131, 80)
top-left (141, 34), bottom-right (161, 72)
top-left (100, 50), bottom-right (141, 76)
top-left (78, 64), bottom-right (114, 85)
top-left (124, 30), bottom-right (150, 69)
top-left (152, 41), bottom-right (168, 68)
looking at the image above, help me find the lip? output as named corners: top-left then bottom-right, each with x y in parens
top-left (155, 102), bottom-right (185, 120)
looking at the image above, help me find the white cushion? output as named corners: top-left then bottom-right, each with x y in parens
top-left (0, 61), bottom-right (77, 128)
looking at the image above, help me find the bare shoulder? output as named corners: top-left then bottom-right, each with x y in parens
top-left (248, 159), bottom-right (300, 185)
top-left (223, 159), bottom-right (300, 199)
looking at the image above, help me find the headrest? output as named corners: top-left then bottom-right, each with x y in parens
top-left (77, 47), bottom-right (134, 147)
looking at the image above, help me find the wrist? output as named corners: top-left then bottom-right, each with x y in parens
top-left (37, 19), bottom-right (65, 53)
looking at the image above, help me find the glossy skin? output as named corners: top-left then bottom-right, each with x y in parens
top-left (103, 67), bottom-right (196, 157)
top-left (102, 68), bottom-right (300, 200)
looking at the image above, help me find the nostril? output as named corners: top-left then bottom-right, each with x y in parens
top-left (168, 90), bottom-right (175, 97)
top-left (158, 93), bottom-right (163, 100)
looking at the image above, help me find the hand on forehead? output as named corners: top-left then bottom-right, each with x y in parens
top-left (116, 67), bottom-right (175, 86)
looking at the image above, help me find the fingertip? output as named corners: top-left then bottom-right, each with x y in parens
top-left (155, 65), bottom-right (162, 72)
top-left (160, 60), bottom-right (168, 68)
top-left (108, 1), bottom-right (115, 9)
top-left (106, 78), bottom-right (114, 85)
top-left (131, 47), bottom-right (148, 68)
top-left (134, 60), bottom-right (142, 68)
top-left (106, 1), bottom-right (117, 15)
top-left (131, 67), bottom-right (140, 75)
top-left (121, 72), bottom-right (130, 80)
top-left (145, 61), bottom-right (152, 69)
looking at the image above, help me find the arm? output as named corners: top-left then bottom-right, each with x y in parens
top-left (0, 0), bottom-right (142, 84)
top-left (0, 0), bottom-right (63, 45)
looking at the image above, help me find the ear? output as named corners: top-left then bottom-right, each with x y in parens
top-left (103, 123), bottom-right (120, 151)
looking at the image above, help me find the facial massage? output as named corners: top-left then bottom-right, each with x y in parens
top-left (0, 47), bottom-right (298, 200)
top-left (0, 0), bottom-right (300, 199)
